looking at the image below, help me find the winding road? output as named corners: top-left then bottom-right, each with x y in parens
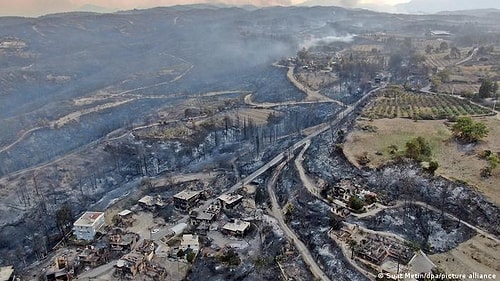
top-left (267, 160), bottom-right (331, 281)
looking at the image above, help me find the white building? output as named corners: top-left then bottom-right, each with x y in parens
top-left (222, 219), bottom-right (250, 236)
top-left (73, 212), bottom-right (105, 241)
top-left (0, 266), bottom-right (16, 281)
top-left (181, 234), bottom-right (200, 252)
top-left (218, 193), bottom-right (243, 209)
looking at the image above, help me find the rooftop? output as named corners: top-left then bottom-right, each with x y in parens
top-left (409, 251), bottom-right (435, 274)
top-left (218, 194), bottom-right (243, 205)
top-left (0, 266), bottom-right (14, 281)
top-left (196, 212), bottom-right (215, 221)
top-left (138, 195), bottom-right (165, 207)
top-left (118, 209), bottom-right (132, 217)
top-left (181, 234), bottom-right (200, 250)
top-left (174, 190), bottom-right (201, 201)
top-left (223, 220), bottom-right (250, 233)
top-left (171, 222), bottom-right (188, 236)
top-left (430, 30), bottom-right (451, 35)
top-left (138, 195), bottom-right (154, 205)
top-left (74, 212), bottom-right (104, 227)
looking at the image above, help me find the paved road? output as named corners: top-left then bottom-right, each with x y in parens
top-left (267, 161), bottom-right (331, 281)
top-left (223, 84), bottom-right (383, 197)
top-left (244, 93), bottom-right (338, 108)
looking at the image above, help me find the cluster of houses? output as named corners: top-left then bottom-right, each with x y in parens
top-left (36, 184), bottom-right (253, 280)
top-left (171, 189), bottom-right (250, 236)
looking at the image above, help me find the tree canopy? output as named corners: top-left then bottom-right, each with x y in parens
top-left (451, 117), bottom-right (489, 143)
top-left (405, 136), bottom-right (432, 161)
top-left (478, 79), bottom-right (498, 99)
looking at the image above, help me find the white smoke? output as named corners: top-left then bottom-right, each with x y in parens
top-left (300, 34), bottom-right (355, 49)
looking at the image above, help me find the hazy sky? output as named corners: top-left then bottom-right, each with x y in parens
top-left (0, 0), bottom-right (410, 17)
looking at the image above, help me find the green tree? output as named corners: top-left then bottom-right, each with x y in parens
top-left (436, 69), bottom-right (451, 83)
top-left (348, 196), bottom-right (364, 211)
top-left (430, 76), bottom-right (442, 92)
top-left (186, 252), bottom-right (196, 263)
top-left (405, 136), bottom-right (432, 161)
top-left (451, 117), bottom-right (489, 143)
top-left (478, 79), bottom-right (495, 98)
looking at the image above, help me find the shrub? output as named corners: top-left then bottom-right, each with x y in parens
top-left (187, 252), bottom-right (196, 263)
top-left (356, 152), bottom-right (371, 166)
top-left (388, 144), bottom-right (399, 155)
top-left (480, 166), bottom-right (492, 178)
top-left (479, 150), bottom-right (492, 159)
top-left (427, 161), bottom-right (439, 174)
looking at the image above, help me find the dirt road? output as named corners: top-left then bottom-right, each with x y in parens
top-left (267, 161), bottom-right (331, 281)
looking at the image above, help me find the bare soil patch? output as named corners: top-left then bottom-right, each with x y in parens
top-left (429, 235), bottom-right (500, 279)
top-left (229, 108), bottom-right (277, 125)
top-left (343, 117), bottom-right (500, 205)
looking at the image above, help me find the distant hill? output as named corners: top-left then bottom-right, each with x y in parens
top-left (297, 0), bottom-right (394, 12)
top-left (436, 8), bottom-right (500, 17)
top-left (299, 0), bottom-right (354, 7)
top-left (77, 4), bottom-right (117, 14)
top-left (396, 0), bottom-right (500, 14)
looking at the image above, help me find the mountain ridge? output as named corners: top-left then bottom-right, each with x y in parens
top-left (396, 0), bottom-right (500, 14)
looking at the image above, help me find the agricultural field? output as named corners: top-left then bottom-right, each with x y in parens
top-left (438, 84), bottom-right (479, 96)
top-left (343, 116), bottom-right (500, 205)
top-left (430, 45), bottom-right (500, 96)
top-left (435, 64), bottom-right (499, 96)
top-left (415, 38), bottom-right (472, 68)
top-left (362, 87), bottom-right (492, 120)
